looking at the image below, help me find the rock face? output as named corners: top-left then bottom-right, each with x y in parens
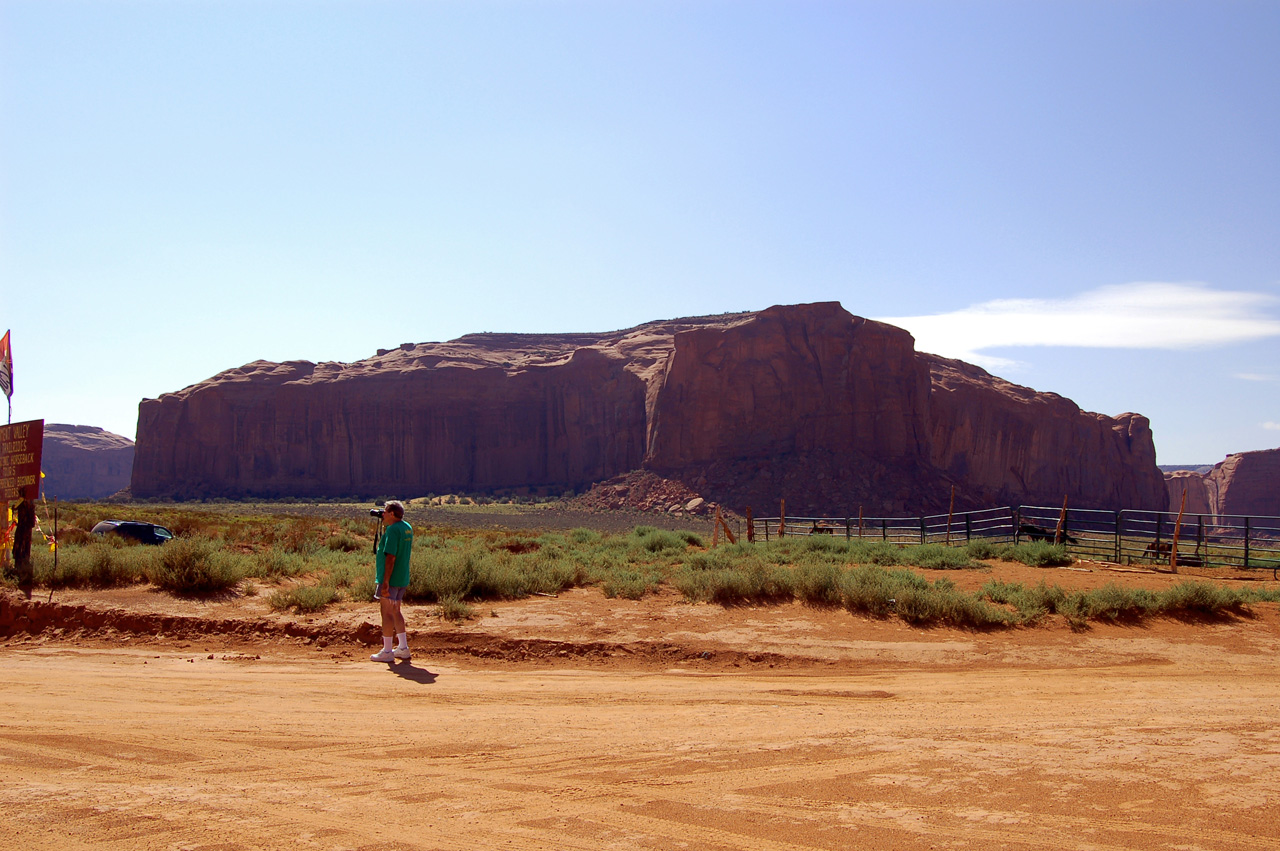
top-left (927, 356), bottom-right (1165, 511)
top-left (41, 425), bottom-right (135, 500)
top-left (1165, 448), bottom-right (1280, 520)
top-left (132, 302), bottom-right (1168, 514)
top-left (1164, 470), bottom-right (1215, 516)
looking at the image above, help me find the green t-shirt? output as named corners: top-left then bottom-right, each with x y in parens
top-left (375, 519), bottom-right (413, 587)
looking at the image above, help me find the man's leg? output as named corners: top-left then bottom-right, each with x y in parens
top-left (371, 596), bottom-right (399, 661)
top-left (391, 599), bottom-right (409, 658)
top-left (380, 596), bottom-right (398, 639)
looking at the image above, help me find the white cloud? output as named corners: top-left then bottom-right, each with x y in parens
top-left (1264, 422), bottom-right (1280, 432)
top-left (876, 282), bottom-right (1280, 369)
top-left (1236, 373), bottom-right (1277, 382)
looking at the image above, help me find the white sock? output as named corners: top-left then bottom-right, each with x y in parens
top-left (396, 632), bottom-right (408, 649)
top-left (383, 637), bottom-right (394, 651)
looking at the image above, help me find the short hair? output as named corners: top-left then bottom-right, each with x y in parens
top-left (384, 500), bottom-right (405, 518)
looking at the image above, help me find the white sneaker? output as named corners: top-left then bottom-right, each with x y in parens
top-left (370, 648), bottom-right (396, 662)
top-left (394, 646), bottom-right (411, 660)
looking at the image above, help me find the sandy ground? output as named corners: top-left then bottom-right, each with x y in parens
top-left (3, 561), bottom-right (1280, 850)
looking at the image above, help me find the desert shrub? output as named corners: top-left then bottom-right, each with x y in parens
top-left (342, 569), bottom-right (376, 603)
top-left (632, 527), bottom-right (690, 555)
top-left (340, 517), bottom-right (372, 536)
top-left (148, 538), bottom-right (243, 594)
top-left (980, 579), bottom-right (1066, 624)
top-left (891, 583), bottom-right (1014, 628)
top-left (684, 549), bottom-right (734, 571)
top-left (269, 582), bottom-right (338, 613)
top-left (1156, 581), bottom-right (1249, 615)
top-left (250, 549), bottom-right (311, 579)
top-left (1071, 583), bottom-right (1157, 622)
top-left (326, 531), bottom-right (364, 552)
top-left (859, 542), bottom-right (908, 566)
top-left (838, 566), bottom-right (911, 617)
top-left (31, 541), bottom-right (153, 589)
top-left (602, 568), bottom-right (663, 600)
top-left (278, 523), bottom-right (321, 555)
top-left (902, 543), bottom-right (979, 570)
top-left (839, 569), bottom-right (1009, 628)
top-left (792, 561), bottom-right (844, 606)
top-left (515, 547), bottom-right (585, 596)
top-left (324, 553), bottom-right (372, 588)
top-left (437, 594), bottom-right (473, 621)
top-left (1242, 586), bottom-right (1280, 603)
top-left (410, 547), bottom-right (482, 601)
top-left (677, 530), bottom-right (706, 547)
top-left (570, 527), bottom-right (602, 544)
top-left (1004, 542), bottom-right (1074, 567)
top-left (673, 560), bottom-right (792, 605)
top-left (965, 540), bottom-right (1000, 560)
top-left (54, 527), bottom-right (94, 547)
top-left (407, 543), bottom-right (572, 602)
top-left (800, 534), bottom-right (847, 554)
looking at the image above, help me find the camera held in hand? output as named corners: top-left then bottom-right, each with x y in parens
top-left (368, 506), bottom-right (387, 553)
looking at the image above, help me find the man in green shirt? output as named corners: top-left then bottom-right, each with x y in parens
top-left (370, 500), bottom-right (414, 662)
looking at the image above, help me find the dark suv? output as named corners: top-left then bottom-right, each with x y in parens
top-left (90, 520), bottom-right (175, 546)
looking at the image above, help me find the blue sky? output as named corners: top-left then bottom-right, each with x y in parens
top-left (2, 0), bottom-right (1278, 464)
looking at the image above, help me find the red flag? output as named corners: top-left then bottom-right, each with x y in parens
top-left (0, 330), bottom-right (11, 399)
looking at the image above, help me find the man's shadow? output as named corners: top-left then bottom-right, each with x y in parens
top-left (382, 661), bottom-right (437, 684)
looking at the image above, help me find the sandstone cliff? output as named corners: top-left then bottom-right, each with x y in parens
top-left (41, 425), bottom-right (134, 500)
top-left (132, 302), bottom-right (1168, 514)
top-left (927, 356), bottom-right (1165, 510)
top-left (1165, 448), bottom-right (1280, 520)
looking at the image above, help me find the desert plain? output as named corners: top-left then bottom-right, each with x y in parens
top-left (2, 550), bottom-right (1279, 851)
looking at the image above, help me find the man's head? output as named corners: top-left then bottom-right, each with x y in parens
top-left (384, 500), bottom-right (405, 520)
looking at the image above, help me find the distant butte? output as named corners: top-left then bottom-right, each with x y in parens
top-left (42, 424), bottom-right (135, 500)
top-left (1165, 448), bottom-right (1280, 520)
top-left (131, 302), bottom-right (1168, 515)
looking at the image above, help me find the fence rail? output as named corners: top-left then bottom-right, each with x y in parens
top-left (751, 506), bottom-right (1280, 576)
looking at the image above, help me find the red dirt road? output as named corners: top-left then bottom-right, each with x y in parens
top-left (3, 567), bottom-right (1280, 850)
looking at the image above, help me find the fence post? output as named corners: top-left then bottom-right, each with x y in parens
top-left (1244, 517), bottom-right (1250, 569)
top-left (746, 507), bottom-right (754, 544)
top-left (1114, 511), bottom-right (1121, 564)
top-left (881, 518), bottom-right (886, 541)
top-left (1013, 507), bottom-right (1021, 544)
top-left (1155, 513), bottom-right (1163, 556)
top-left (919, 516), bottom-right (926, 545)
top-left (965, 515), bottom-right (971, 542)
top-left (845, 517), bottom-right (851, 541)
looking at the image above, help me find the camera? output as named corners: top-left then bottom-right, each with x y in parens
top-left (369, 508), bottom-right (384, 518)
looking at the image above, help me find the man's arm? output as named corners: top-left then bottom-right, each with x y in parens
top-left (380, 554), bottom-right (395, 594)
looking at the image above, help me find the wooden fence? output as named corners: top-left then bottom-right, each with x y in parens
top-left (749, 505), bottom-right (1280, 576)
